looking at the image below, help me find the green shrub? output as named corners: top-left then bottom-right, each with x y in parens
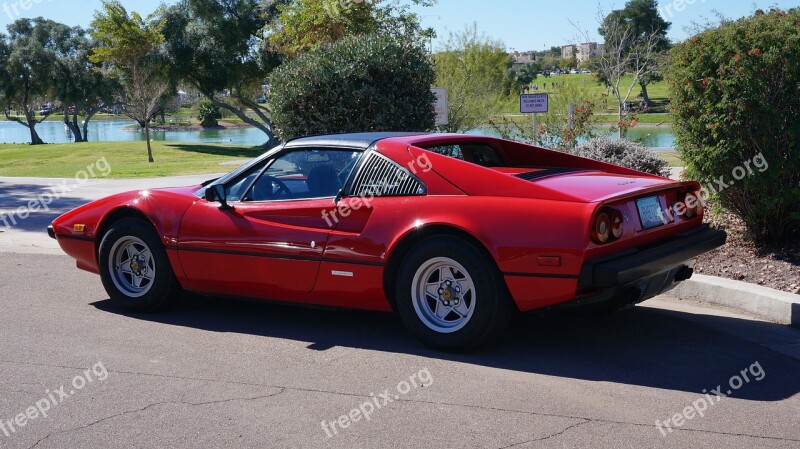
top-left (197, 101), bottom-right (222, 128)
top-left (573, 137), bottom-right (671, 177)
top-left (269, 33), bottom-right (436, 140)
top-left (668, 8), bottom-right (800, 243)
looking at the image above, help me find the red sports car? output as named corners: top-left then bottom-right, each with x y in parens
top-left (49, 133), bottom-right (726, 350)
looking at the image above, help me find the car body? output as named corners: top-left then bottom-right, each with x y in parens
top-left (49, 133), bottom-right (726, 350)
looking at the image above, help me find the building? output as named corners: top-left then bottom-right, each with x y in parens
top-left (510, 51), bottom-right (534, 64)
top-left (577, 42), bottom-right (604, 62)
top-left (561, 42), bottom-right (604, 62)
top-left (561, 45), bottom-right (576, 60)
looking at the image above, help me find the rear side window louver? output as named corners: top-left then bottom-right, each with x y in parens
top-left (350, 153), bottom-right (426, 197)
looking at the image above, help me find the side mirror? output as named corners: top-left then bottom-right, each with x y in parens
top-left (205, 185), bottom-right (233, 210)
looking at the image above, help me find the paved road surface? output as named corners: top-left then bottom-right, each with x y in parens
top-left (0, 176), bottom-right (798, 448)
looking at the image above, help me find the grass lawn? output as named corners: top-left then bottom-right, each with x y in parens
top-left (0, 141), bottom-right (263, 178)
top-left (502, 73), bottom-right (672, 119)
top-left (659, 152), bottom-right (683, 167)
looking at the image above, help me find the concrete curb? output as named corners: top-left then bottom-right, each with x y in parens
top-left (665, 274), bottom-right (800, 327)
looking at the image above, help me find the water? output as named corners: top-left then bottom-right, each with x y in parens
top-left (0, 119), bottom-right (676, 149)
top-left (470, 125), bottom-right (675, 149)
top-left (0, 120), bottom-right (272, 146)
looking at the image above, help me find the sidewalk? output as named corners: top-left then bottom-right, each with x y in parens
top-left (0, 174), bottom-right (221, 255)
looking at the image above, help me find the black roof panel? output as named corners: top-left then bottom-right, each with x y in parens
top-left (284, 132), bottom-right (427, 150)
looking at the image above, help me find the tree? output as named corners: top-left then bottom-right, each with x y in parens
top-left (267, 0), bottom-right (435, 57)
top-left (577, 7), bottom-right (661, 137)
top-left (599, 0), bottom-right (671, 105)
top-left (668, 8), bottom-right (800, 243)
top-left (0, 18), bottom-right (63, 145)
top-left (434, 24), bottom-right (512, 133)
top-left (91, 0), bottom-right (172, 162)
top-left (509, 62), bottom-right (540, 91)
top-left (161, 0), bottom-right (283, 147)
top-left (52, 25), bottom-right (119, 142)
top-left (269, 33), bottom-right (435, 140)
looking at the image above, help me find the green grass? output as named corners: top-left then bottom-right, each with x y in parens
top-left (659, 152), bottom-right (683, 167)
top-left (502, 73), bottom-right (672, 117)
top-left (0, 141), bottom-right (263, 178)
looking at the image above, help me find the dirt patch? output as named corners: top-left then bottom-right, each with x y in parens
top-left (695, 211), bottom-right (800, 295)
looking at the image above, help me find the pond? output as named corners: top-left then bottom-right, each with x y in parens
top-left (0, 120), bottom-right (271, 146)
top-left (0, 120), bottom-right (676, 149)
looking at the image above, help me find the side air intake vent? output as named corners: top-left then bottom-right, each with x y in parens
top-left (351, 153), bottom-right (426, 197)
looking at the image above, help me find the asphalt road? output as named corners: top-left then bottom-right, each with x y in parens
top-left (1, 175), bottom-right (799, 448)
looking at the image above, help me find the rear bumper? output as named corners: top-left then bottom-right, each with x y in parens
top-left (566, 225), bottom-right (727, 309)
top-left (47, 225), bottom-right (56, 240)
top-left (578, 225), bottom-right (727, 289)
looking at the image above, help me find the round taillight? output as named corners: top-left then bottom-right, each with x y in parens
top-left (593, 212), bottom-right (611, 244)
top-left (678, 191), bottom-right (703, 219)
top-left (610, 209), bottom-right (625, 239)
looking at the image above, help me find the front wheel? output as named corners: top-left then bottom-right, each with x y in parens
top-left (396, 236), bottom-right (513, 351)
top-left (98, 218), bottom-right (181, 312)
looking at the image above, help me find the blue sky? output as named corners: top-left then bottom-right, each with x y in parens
top-left (1, 0), bottom-right (796, 51)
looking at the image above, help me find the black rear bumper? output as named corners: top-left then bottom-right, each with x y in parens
top-left (47, 225), bottom-right (56, 240)
top-left (566, 226), bottom-right (727, 310)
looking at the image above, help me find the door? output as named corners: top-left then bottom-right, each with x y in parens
top-left (177, 148), bottom-right (363, 302)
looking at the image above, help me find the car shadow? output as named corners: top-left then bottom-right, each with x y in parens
top-left (167, 143), bottom-right (264, 158)
top-left (90, 293), bottom-right (800, 402)
top-left (0, 182), bottom-right (93, 234)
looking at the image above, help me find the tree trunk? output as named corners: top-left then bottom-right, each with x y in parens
top-left (618, 103), bottom-right (625, 139)
top-left (145, 123), bottom-right (154, 163)
top-left (64, 109), bottom-right (85, 142)
top-left (83, 107), bottom-right (103, 142)
top-left (28, 121), bottom-right (44, 145)
top-left (640, 82), bottom-right (651, 109)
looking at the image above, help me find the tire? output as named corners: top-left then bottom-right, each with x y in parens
top-left (395, 236), bottom-right (513, 351)
top-left (98, 218), bottom-right (181, 312)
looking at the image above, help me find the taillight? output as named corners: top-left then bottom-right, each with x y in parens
top-left (676, 190), bottom-right (703, 220)
top-left (592, 208), bottom-right (624, 244)
top-left (610, 209), bottom-right (625, 239)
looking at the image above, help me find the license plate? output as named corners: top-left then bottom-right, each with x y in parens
top-left (636, 196), bottom-right (665, 229)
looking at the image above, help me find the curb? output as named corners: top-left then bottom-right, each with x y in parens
top-left (665, 274), bottom-right (800, 327)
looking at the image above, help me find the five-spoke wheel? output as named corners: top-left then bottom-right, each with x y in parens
top-left (396, 236), bottom-right (513, 351)
top-left (99, 218), bottom-right (181, 312)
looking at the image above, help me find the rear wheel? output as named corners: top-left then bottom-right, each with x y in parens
top-left (396, 236), bottom-right (512, 351)
top-left (98, 218), bottom-right (181, 312)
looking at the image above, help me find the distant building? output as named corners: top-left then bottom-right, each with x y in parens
top-left (561, 45), bottom-right (576, 60)
top-left (577, 42), bottom-right (604, 62)
top-left (510, 51), bottom-right (535, 64)
top-left (561, 42), bottom-right (604, 62)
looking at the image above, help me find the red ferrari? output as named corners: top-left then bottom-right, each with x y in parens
top-left (49, 133), bottom-right (726, 350)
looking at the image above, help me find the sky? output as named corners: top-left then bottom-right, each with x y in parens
top-left (1, 0), bottom-right (797, 51)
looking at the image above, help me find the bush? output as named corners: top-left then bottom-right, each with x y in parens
top-left (269, 33), bottom-right (436, 140)
top-left (197, 101), bottom-right (222, 128)
top-left (668, 8), bottom-right (800, 243)
top-left (572, 137), bottom-right (671, 177)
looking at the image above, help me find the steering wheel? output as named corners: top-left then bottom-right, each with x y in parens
top-left (250, 175), bottom-right (292, 200)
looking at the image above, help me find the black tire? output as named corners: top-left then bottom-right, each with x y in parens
top-left (395, 236), bottom-right (513, 351)
top-left (98, 218), bottom-right (181, 312)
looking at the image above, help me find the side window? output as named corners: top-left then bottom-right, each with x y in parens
top-left (350, 153), bottom-right (426, 198)
top-left (244, 149), bottom-right (361, 202)
top-left (424, 143), bottom-right (505, 167)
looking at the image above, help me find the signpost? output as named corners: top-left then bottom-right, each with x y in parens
top-left (431, 87), bottom-right (448, 126)
top-left (520, 93), bottom-right (549, 139)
